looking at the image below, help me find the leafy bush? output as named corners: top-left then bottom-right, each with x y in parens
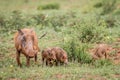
top-left (101, 0), bottom-right (117, 15)
top-left (114, 9), bottom-right (120, 15)
top-left (100, 15), bottom-right (118, 28)
top-left (94, 2), bottom-right (103, 8)
top-left (41, 12), bottom-right (76, 31)
top-left (0, 10), bottom-right (38, 33)
top-left (62, 39), bottom-right (92, 64)
top-left (32, 13), bottom-right (47, 25)
top-left (78, 19), bottom-right (108, 43)
top-left (37, 3), bottom-right (60, 10)
top-left (0, 13), bottom-right (5, 27)
top-left (105, 16), bottom-right (116, 28)
top-left (0, 10), bottom-right (26, 32)
top-left (76, 44), bottom-right (93, 64)
top-left (47, 14), bottom-right (67, 31)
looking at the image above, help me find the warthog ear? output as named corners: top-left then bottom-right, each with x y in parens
top-left (18, 29), bottom-right (24, 35)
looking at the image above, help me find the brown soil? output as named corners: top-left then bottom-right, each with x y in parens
top-left (80, 73), bottom-right (106, 80)
top-left (51, 73), bottom-right (71, 79)
top-left (112, 74), bottom-right (120, 78)
top-left (8, 78), bottom-right (20, 80)
top-left (9, 53), bottom-right (16, 58)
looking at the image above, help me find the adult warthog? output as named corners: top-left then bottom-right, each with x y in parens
top-left (14, 28), bottom-right (40, 67)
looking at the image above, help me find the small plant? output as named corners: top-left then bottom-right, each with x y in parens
top-left (94, 2), bottom-right (103, 8)
top-left (32, 13), bottom-right (46, 25)
top-left (101, 0), bottom-right (117, 15)
top-left (114, 9), bottom-right (120, 15)
top-left (93, 59), bottom-right (112, 68)
top-left (0, 13), bottom-right (5, 27)
top-left (76, 44), bottom-right (92, 64)
top-left (37, 3), bottom-right (60, 10)
top-left (104, 16), bottom-right (116, 28)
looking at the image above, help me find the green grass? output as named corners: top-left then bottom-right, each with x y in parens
top-left (0, 0), bottom-right (88, 12)
top-left (0, 0), bottom-right (120, 80)
top-left (0, 26), bottom-right (120, 79)
top-left (1, 63), bottom-right (120, 80)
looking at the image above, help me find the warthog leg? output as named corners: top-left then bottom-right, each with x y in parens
top-left (42, 57), bottom-right (44, 66)
top-left (104, 52), bottom-right (108, 59)
top-left (26, 56), bottom-right (30, 67)
top-left (35, 54), bottom-right (37, 62)
top-left (16, 51), bottom-right (22, 67)
top-left (46, 59), bottom-right (48, 66)
top-left (55, 60), bottom-right (59, 66)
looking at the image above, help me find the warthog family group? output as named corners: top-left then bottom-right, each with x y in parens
top-left (42, 47), bottom-right (68, 66)
top-left (14, 28), bottom-right (68, 67)
top-left (14, 28), bottom-right (111, 67)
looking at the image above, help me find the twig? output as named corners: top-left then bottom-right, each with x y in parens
top-left (38, 32), bottom-right (47, 39)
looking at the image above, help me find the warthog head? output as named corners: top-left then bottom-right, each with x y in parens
top-left (61, 55), bottom-right (68, 65)
top-left (18, 29), bottom-right (36, 57)
top-left (48, 50), bottom-right (56, 61)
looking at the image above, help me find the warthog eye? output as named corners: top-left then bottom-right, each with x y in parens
top-left (62, 56), bottom-right (66, 59)
top-left (49, 53), bottom-right (52, 56)
top-left (22, 36), bottom-right (26, 42)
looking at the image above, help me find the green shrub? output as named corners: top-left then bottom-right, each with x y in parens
top-left (76, 44), bottom-right (92, 64)
top-left (94, 2), bottom-right (103, 8)
top-left (32, 13), bottom-right (46, 25)
top-left (0, 10), bottom-right (38, 33)
top-left (0, 14), bottom-right (5, 35)
top-left (62, 39), bottom-right (78, 61)
top-left (78, 19), bottom-right (108, 43)
top-left (101, 0), bottom-right (117, 15)
top-left (0, 13), bottom-right (5, 27)
top-left (37, 3), bottom-right (60, 10)
top-left (42, 12), bottom-right (75, 31)
top-left (24, 0), bottom-right (29, 3)
top-left (1, 11), bottom-right (78, 34)
top-left (101, 15), bottom-right (117, 28)
top-left (105, 16), bottom-right (116, 28)
top-left (62, 39), bottom-right (92, 63)
top-left (114, 9), bottom-right (120, 15)
top-left (47, 14), bottom-right (67, 31)
top-left (1, 10), bottom-right (26, 32)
